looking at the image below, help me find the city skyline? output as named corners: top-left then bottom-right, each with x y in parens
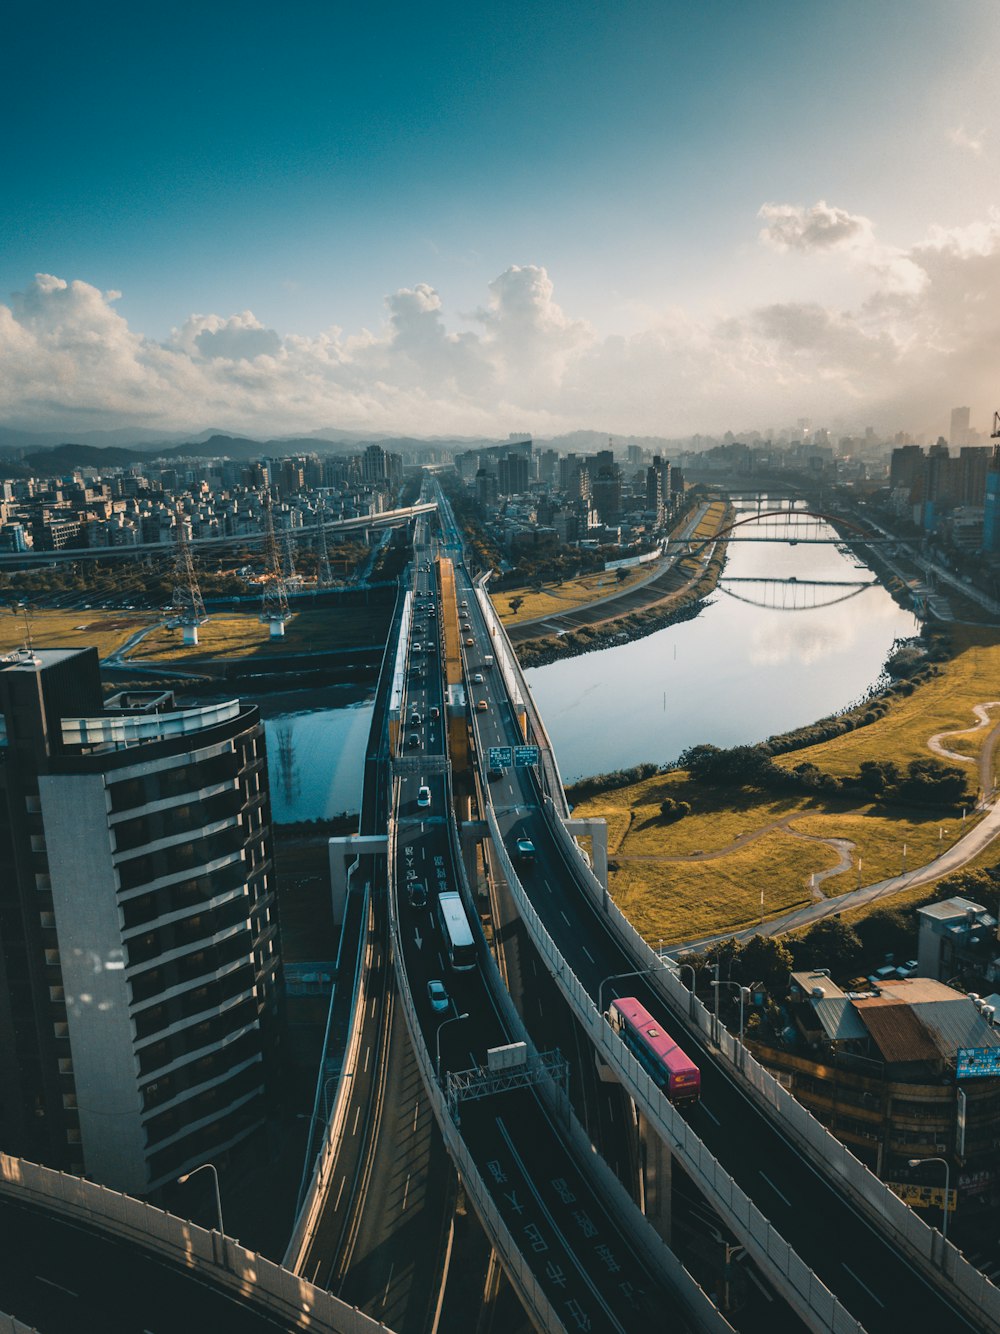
top-left (4, 1), bottom-right (1000, 438)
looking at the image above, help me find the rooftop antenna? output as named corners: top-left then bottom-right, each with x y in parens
top-left (992, 410), bottom-right (1000, 439)
top-left (259, 493), bottom-right (291, 638)
top-left (316, 496), bottom-right (333, 588)
top-left (171, 509), bottom-right (207, 645)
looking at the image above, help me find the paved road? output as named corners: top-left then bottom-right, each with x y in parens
top-left (450, 547), bottom-right (986, 1334)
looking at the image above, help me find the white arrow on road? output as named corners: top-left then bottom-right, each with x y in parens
top-left (414, 928), bottom-right (424, 950)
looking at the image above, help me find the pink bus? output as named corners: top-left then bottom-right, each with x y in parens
top-left (608, 996), bottom-right (701, 1105)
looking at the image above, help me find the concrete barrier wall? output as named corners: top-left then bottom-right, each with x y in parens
top-left (0, 1314), bottom-right (37, 1333)
top-left (0, 1155), bottom-right (389, 1334)
top-left (284, 884), bottom-right (373, 1272)
top-left (474, 581), bottom-right (569, 817)
top-left (486, 807), bottom-right (865, 1334)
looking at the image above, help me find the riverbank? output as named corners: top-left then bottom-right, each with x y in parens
top-left (568, 623), bottom-right (1000, 943)
top-left (504, 502), bottom-right (732, 668)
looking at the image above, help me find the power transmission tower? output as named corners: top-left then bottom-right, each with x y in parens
top-left (283, 531), bottom-right (296, 582)
top-left (316, 497), bottom-right (333, 588)
top-left (259, 493), bottom-right (291, 637)
top-left (171, 510), bottom-right (207, 645)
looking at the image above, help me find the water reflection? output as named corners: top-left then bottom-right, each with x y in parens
top-left (526, 508), bottom-right (919, 783)
top-left (263, 702), bottom-right (373, 823)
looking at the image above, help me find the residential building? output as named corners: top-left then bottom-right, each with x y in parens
top-left (0, 647), bottom-right (282, 1196)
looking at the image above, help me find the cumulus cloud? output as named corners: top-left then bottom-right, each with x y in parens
top-left (758, 200), bottom-right (873, 253)
top-left (758, 199), bottom-right (926, 296)
top-left (4, 208), bottom-right (1000, 437)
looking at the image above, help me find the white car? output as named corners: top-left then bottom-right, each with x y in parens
top-left (417, 785), bottom-right (431, 808)
top-left (427, 979), bottom-right (449, 1013)
top-left (472, 672), bottom-right (484, 684)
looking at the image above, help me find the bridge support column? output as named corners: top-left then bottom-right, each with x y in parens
top-left (638, 1109), bottom-right (672, 1247)
top-left (328, 834), bottom-right (387, 924)
top-left (565, 817), bottom-right (608, 894)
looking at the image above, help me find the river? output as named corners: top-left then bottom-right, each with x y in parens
top-left (264, 502), bottom-right (919, 818)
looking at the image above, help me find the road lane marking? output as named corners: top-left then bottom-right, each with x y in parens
top-left (412, 1100), bottom-right (420, 1132)
top-left (36, 1278), bottom-right (78, 1299)
top-left (758, 1171), bottom-right (791, 1207)
top-left (364, 1045), bottom-right (371, 1073)
top-left (352, 1106), bottom-right (362, 1135)
top-left (494, 1117), bottom-right (627, 1333)
top-left (560, 911), bottom-right (571, 925)
top-left (701, 1104), bottom-right (720, 1126)
top-left (582, 945), bottom-right (595, 963)
top-left (334, 1174), bottom-right (347, 1211)
top-left (841, 1264), bottom-right (885, 1308)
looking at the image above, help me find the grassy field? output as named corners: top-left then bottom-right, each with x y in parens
top-left (133, 606), bottom-right (391, 660)
top-left (493, 564), bottom-right (661, 626)
top-left (493, 499), bottom-right (731, 628)
top-left (571, 625), bottom-right (1000, 941)
top-left (775, 625), bottom-right (1000, 780)
top-left (0, 607), bottom-right (156, 659)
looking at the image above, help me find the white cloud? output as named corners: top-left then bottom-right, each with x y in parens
top-left (949, 124), bottom-right (985, 156)
top-left (758, 200), bottom-right (873, 253)
top-left (4, 207), bottom-right (1000, 438)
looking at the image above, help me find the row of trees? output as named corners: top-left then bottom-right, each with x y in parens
top-left (678, 742), bottom-right (969, 810)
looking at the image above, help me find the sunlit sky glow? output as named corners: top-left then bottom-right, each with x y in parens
top-left (4, 0), bottom-right (1000, 440)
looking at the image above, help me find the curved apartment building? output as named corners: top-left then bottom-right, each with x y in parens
top-left (0, 646), bottom-right (282, 1194)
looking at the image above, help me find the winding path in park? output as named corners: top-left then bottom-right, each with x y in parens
top-left (646, 700), bottom-right (1000, 951)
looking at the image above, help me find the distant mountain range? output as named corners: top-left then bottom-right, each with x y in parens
top-left (0, 423), bottom-right (687, 476)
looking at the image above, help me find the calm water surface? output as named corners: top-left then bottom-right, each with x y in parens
top-left (264, 504), bottom-right (920, 817)
top-left (525, 506), bottom-right (919, 784)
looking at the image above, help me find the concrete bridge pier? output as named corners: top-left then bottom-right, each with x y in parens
top-left (460, 820), bottom-right (489, 906)
top-left (328, 834), bottom-right (387, 923)
top-left (565, 817), bottom-right (608, 893)
top-left (638, 1109), bottom-right (673, 1247)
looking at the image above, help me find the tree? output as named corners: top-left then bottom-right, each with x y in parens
top-left (791, 917), bottom-right (863, 977)
top-left (856, 759), bottom-right (899, 797)
top-left (615, 567), bottom-right (629, 583)
top-left (897, 758), bottom-right (969, 808)
top-left (855, 907), bottom-right (914, 965)
top-left (739, 934), bottom-right (794, 996)
top-left (508, 596), bottom-right (524, 615)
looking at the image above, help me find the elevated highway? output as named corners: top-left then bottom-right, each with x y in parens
top-left (434, 476), bottom-right (998, 1334)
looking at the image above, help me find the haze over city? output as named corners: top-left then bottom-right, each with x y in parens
top-left (4, 0), bottom-right (1000, 439)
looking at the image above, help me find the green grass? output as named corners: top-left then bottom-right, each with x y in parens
top-left (571, 626), bottom-right (1000, 941)
top-left (133, 606), bottom-right (391, 660)
top-left (0, 607), bottom-right (156, 659)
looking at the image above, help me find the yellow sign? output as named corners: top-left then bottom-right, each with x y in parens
top-left (888, 1182), bottom-right (955, 1211)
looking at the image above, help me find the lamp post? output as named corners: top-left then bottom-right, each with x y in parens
top-left (909, 1156), bottom-right (951, 1242)
top-left (676, 961), bottom-right (698, 1019)
top-left (177, 1161), bottom-right (223, 1236)
top-left (323, 1074), bottom-right (340, 1120)
top-left (711, 979), bottom-right (750, 1068)
top-left (598, 965), bottom-right (665, 1017)
top-left (436, 1012), bottom-right (470, 1078)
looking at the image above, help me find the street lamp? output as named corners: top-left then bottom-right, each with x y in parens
top-left (598, 965), bottom-right (666, 1016)
top-left (177, 1161), bottom-right (224, 1235)
top-left (436, 1012), bottom-right (470, 1078)
top-left (908, 1156), bottom-right (951, 1242)
top-left (323, 1074), bottom-right (340, 1120)
top-left (673, 961), bottom-right (698, 1019)
top-left (711, 979), bottom-right (751, 1067)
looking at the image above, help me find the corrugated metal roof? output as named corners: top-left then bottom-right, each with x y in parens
top-left (909, 1000), bottom-right (1000, 1060)
top-left (853, 999), bottom-right (940, 1064)
top-left (790, 970), bottom-right (845, 999)
top-left (813, 997), bottom-right (868, 1042)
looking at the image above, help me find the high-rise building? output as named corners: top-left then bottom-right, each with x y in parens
top-left (950, 406), bottom-right (971, 448)
top-left (0, 649), bottom-right (282, 1195)
top-left (497, 452), bottom-right (529, 497)
top-left (984, 447), bottom-right (1000, 553)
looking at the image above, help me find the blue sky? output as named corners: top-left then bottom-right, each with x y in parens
top-left (3, 0), bottom-right (1000, 437)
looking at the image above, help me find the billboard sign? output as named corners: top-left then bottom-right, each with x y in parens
top-left (956, 1046), bottom-right (1000, 1079)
